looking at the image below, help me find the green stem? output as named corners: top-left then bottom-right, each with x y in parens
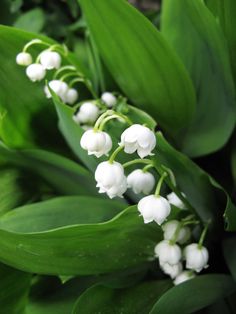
top-left (98, 112), bottom-right (132, 131)
top-left (53, 66), bottom-right (77, 79)
top-left (142, 164), bottom-right (155, 173)
top-left (123, 159), bottom-right (153, 168)
top-left (169, 222), bottom-right (183, 245)
top-left (155, 172), bottom-right (167, 196)
top-left (109, 145), bottom-right (124, 164)
top-left (60, 72), bottom-right (80, 82)
top-left (23, 39), bottom-right (50, 52)
top-left (93, 110), bottom-right (114, 131)
top-left (198, 223), bottom-right (209, 249)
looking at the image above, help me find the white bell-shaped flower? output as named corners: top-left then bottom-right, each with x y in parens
top-left (162, 220), bottom-right (191, 244)
top-left (137, 195), bottom-right (171, 225)
top-left (74, 102), bottom-right (99, 124)
top-left (80, 130), bottom-right (112, 158)
top-left (160, 262), bottom-right (183, 279)
top-left (120, 124), bottom-right (156, 158)
top-left (101, 92), bottom-right (117, 108)
top-left (173, 270), bottom-right (195, 285)
top-left (127, 169), bottom-right (155, 195)
top-left (40, 50), bottom-right (61, 70)
top-left (167, 192), bottom-right (186, 209)
top-left (184, 243), bottom-right (209, 273)
top-left (95, 161), bottom-right (127, 198)
top-left (26, 63), bottom-right (46, 82)
top-left (16, 52), bottom-right (32, 66)
top-left (154, 240), bottom-right (182, 265)
top-left (65, 88), bottom-right (78, 105)
top-left (44, 80), bottom-right (69, 102)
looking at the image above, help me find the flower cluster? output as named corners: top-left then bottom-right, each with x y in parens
top-left (16, 40), bottom-right (210, 286)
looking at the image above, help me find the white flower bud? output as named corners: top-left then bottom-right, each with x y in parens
top-left (167, 192), bottom-right (186, 209)
top-left (44, 80), bottom-right (69, 102)
top-left (80, 130), bottom-right (112, 158)
top-left (95, 161), bottom-right (127, 198)
top-left (127, 169), bottom-right (155, 195)
top-left (173, 270), bottom-right (195, 285)
top-left (155, 240), bottom-right (182, 265)
top-left (160, 262), bottom-right (183, 279)
top-left (74, 102), bottom-right (99, 124)
top-left (162, 220), bottom-right (191, 244)
top-left (120, 124), bottom-right (156, 158)
top-left (39, 50), bottom-right (61, 70)
top-left (138, 195), bottom-right (171, 225)
top-left (26, 63), bottom-right (46, 82)
top-left (101, 92), bottom-right (117, 108)
top-left (65, 88), bottom-right (78, 105)
top-left (16, 52), bottom-right (32, 66)
top-left (184, 243), bottom-right (209, 272)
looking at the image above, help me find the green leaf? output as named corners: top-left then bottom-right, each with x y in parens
top-left (205, 0), bottom-right (236, 87)
top-left (73, 280), bottom-right (171, 314)
top-left (161, 0), bottom-right (236, 157)
top-left (223, 237), bottom-right (236, 281)
top-left (79, 0), bottom-right (196, 135)
top-left (150, 275), bottom-right (236, 314)
top-left (0, 143), bottom-right (98, 196)
top-left (14, 8), bottom-right (45, 33)
top-left (0, 196), bottom-right (126, 232)
top-left (0, 263), bottom-right (31, 314)
top-left (0, 206), bottom-right (160, 275)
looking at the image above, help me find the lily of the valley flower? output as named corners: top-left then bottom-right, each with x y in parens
top-left (44, 80), bottom-right (68, 102)
top-left (184, 243), bottom-right (209, 272)
top-left (74, 102), bottom-right (99, 124)
top-left (26, 63), bottom-right (46, 82)
top-left (160, 262), bottom-right (183, 279)
top-left (95, 161), bottom-right (127, 198)
top-left (101, 92), bottom-right (117, 108)
top-left (119, 124), bottom-right (156, 158)
top-left (127, 169), bottom-right (155, 195)
top-left (162, 220), bottom-right (191, 244)
top-left (40, 50), bottom-right (61, 70)
top-left (173, 270), bottom-right (195, 285)
top-left (154, 240), bottom-right (182, 265)
top-left (137, 195), bottom-right (171, 225)
top-left (16, 52), bottom-right (32, 66)
top-left (167, 192), bottom-right (186, 209)
top-left (80, 130), bottom-right (112, 158)
top-left (65, 88), bottom-right (78, 105)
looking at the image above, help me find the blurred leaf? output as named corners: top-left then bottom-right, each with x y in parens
top-left (0, 206), bottom-right (160, 275)
top-left (161, 0), bottom-right (236, 157)
top-left (223, 237), bottom-right (236, 281)
top-left (205, 0), bottom-right (236, 87)
top-left (14, 8), bottom-right (45, 33)
top-left (0, 263), bottom-right (31, 314)
top-left (73, 280), bottom-right (171, 314)
top-left (150, 275), bottom-right (236, 314)
top-left (0, 196), bottom-right (126, 232)
top-left (0, 143), bottom-right (98, 196)
top-left (79, 0), bottom-right (196, 136)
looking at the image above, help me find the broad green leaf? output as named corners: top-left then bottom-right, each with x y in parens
top-left (161, 0), bottom-right (236, 157)
top-left (223, 237), bottom-right (236, 281)
top-left (14, 8), bottom-right (45, 33)
top-left (0, 143), bottom-right (98, 196)
top-left (150, 275), bottom-right (236, 314)
top-left (0, 263), bottom-right (31, 314)
top-left (0, 196), bottom-right (126, 232)
top-left (73, 280), bottom-right (171, 314)
top-left (205, 0), bottom-right (236, 86)
top-left (0, 168), bottom-right (35, 215)
top-left (0, 206), bottom-right (161, 275)
top-left (79, 0), bottom-right (196, 135)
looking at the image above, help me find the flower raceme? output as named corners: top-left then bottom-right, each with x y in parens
top-left (39, 51), bottom-right (61, 70)
top-left (137, 195), bottom-right (171, 225)
top-left (161, 262), bottom-right (183, 279)
top-left (101, 92), bottom-right (117, 108)
top-left (80, 130), bottom-right (112, 158)
top-left (95, 161), bottom-right (127, 199)
top-left (26, 63), bottom-right (46, 82)
top-left (16, 52), bottom-right (32, 66)
top-left (162, 220), bottom-right (191, 244)
top-left (119, 124), bottom-right (156, 158)
top-left (155, 240), bottom-right (182, 265)
top-left (167, 192), bottom-right (186, 209)
top-left (127, 169), bottom-right (155, 195)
